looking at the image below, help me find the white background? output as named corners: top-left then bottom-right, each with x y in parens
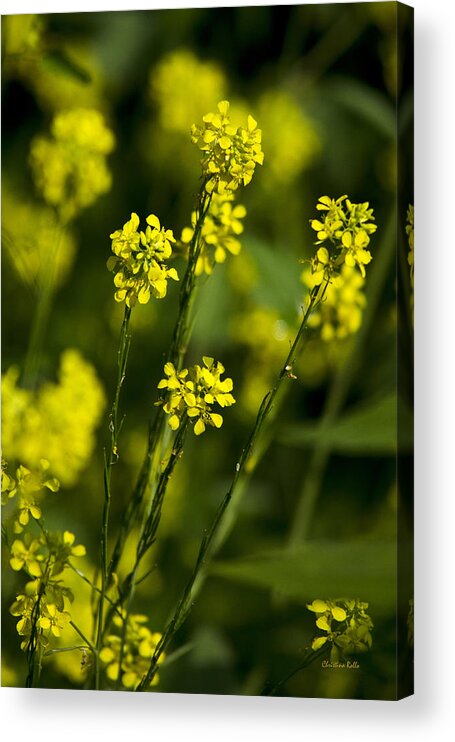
top-left (1, 0), bottom-right (454, 739)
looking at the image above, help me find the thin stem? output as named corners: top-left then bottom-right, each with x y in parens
top-left (69, 620), bottom-right (97, 653)
top-left (114, 419), bottom-right (189, 688)
top-left (94, 304), bottom-right (132, 690)
top-left (135, 285), bottom-right (324, 692)
top-left (287, 208), bottom-right (396, 547)
top-left (107, 183), bottom-right (212, 584)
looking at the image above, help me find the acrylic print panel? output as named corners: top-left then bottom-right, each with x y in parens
top-left (1, 2), bottom-right (414, 699)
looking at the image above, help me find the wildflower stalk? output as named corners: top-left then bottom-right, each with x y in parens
top-left (135, 283), bottom-right (325, 691)
top-left (94, 304), bottom-right (132, 690)
top-left (107, 183), bottom-right (212, 583)
top-left (114, 417), bottom-right (189, 688)
top-left (25, 561), bottom-right (50, 687)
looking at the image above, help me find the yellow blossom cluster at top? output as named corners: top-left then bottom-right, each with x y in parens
top-left (1, 349), bottom-right (105, 486)
top-left (158, 357), bottom-right (235, 435)
top-left (107, 213), bottom-right (179, 307)
top-left (308, 195), bottom-right (377, 287)
top-left (30, 108), bottom-right (115, 221)
top-left (307, 599), bottom-right (373, 662)
top-left (191, 100), bottom-right (264, 194)
top-left (180, 192), bottom-right (247, 276)
top-left (100, 612), bottom-right (164, 689)
top-left (150, 49), bottom-right (227, 134)
top-left (302, 263), bottom-right (367, 342)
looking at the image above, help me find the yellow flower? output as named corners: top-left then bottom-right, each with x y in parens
top-left (30, 108), bottom-right (115, 221)
top-left (10, 536), bottom-right (43, 577)
top-left (302, 263), bottom-right (367, 342)
top-left (2, 185), bottom-right (77, 292)
top-left (100, 613), bottom-right (164, 689)
top-left (308, 195), bottom-right (377, 286)
top-left (307, 599), bottom-right (373, 661)
top-left (150, 49), bottom-right (227, 133)
top-left (107, 213), bottom-right (179, 306)
top-left (181, 192), bottom-right (246, 275)
top-left (39, 604), bottom-right (70, 638)
top-left (256, 90), bottom-right (320, 186)
top-left (2, 350), bottom-right (105, 487)
top-left (158, 356), bottom-right (235, 435)
top-left (191, 100), bottom-right (264, 194)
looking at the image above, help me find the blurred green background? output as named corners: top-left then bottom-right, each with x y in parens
top-left (1, 2), bottom-right (413, 698)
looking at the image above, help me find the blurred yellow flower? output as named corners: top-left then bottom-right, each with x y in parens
top-left (30, 108), bottom-right (115, 221)
top-left (257, 90), bottom-right (320, 186)
top-left (150, 49), bottom-right (227, 133)
top-left (2, 350), bottom-right (105, 487)
top-left (2, 186), bottom-right (77, 292)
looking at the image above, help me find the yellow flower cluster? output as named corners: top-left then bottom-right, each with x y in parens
top-left (2, 350), bottom-right (105, 487)
top-left (1, 460), bottom-right (59, 533)
top-left (307, 599), bottom-right (373, 662)
top-left (107, 213), bottom-right (179, 306)
top-left (257, 90), bottom-right (320, 186)
top-left (308, 195), bottom-right (377, 286)
top-left (9, 529), bottom-right (85, 652)
top-left (100, 612), bottom-right (164, 689)
top-left (302, 263), bottom-right (367, 342)
top-left (30, 108), bottom-right (115, 221)
top-left (180, 192), bottom-right (246, 276)
top-left (2, 186), bottom-right (76, 292)
top-left (158, 357), bottom-right (235, 435)
top-left (191, 100), bottom-right (264, 194)
top-left (150, 49), bottom-right (227, 133)
top-left (2, 14), bottom-right (42, 59)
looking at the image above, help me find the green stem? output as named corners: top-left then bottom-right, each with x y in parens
top-left (287, 207), bottom-right (396, 547)
top-left (107, 183), bottom-right (212, 584)
top-left (135, 285), bottom-right (323, 692)
top-left (114, 419), bottom-right (189, 688)
top-left (94, 304), bottom-right (132, 690)
top-left (69, 620), bottom-right (97, 653)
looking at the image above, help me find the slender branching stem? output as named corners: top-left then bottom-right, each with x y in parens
top-left (94, 304), bottom-right (132, 689)
top-left (114, 418), bottom-right (189, 688)
top-left (107, 183), bottom-right (212, 585)
top-left (135, 283), bottom-right (325, 691)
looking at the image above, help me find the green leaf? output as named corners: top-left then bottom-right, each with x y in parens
top-left (243, 236), bottom-right (303, 317)
top-left (323, 76), bottom-right (396, 140)
top-left (278, 393), bottom-right (413, 455)
top-left (212, 541), bottom-right (396, 612)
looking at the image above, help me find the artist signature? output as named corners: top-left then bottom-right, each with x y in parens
top-left (321, 660), bottom-right (360, 670)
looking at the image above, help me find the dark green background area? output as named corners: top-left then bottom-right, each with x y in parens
top-left (1, 3), bottom-right (413, 699)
